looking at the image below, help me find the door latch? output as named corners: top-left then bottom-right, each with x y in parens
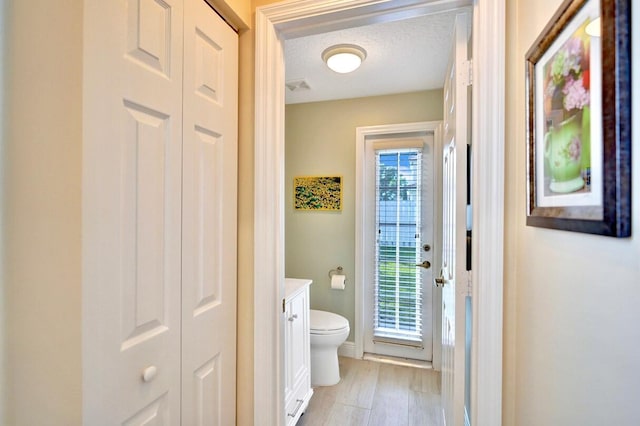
top-left (434, 268), bottom-right (447, 287)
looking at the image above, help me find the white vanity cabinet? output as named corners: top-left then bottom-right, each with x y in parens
top-left (284, 278), bottom-right (313, 425)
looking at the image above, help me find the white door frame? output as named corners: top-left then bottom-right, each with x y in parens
top-left (254, 1), bottom-right (505, 425)
top-left (355, 121), bottom-right (443, 366)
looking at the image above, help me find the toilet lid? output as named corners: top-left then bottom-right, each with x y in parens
top-left (310, 309), bottom-right (349, 332)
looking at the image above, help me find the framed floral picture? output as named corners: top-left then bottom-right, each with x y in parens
top-left (293, 176), bottom-right (343, 211)
top-left (525, 0), bottom-right (631, 237)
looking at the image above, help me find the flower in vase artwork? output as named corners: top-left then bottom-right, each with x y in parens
top-left (542, 21), bottom-right (593, 194)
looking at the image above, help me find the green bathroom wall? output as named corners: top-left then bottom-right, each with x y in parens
top-left (284, 90), bottom-right (443, 342)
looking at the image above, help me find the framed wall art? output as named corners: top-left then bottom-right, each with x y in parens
top-left (293, 175), bottom-right (343, 211)
top-left (525, 0), bottom-right (631, 237)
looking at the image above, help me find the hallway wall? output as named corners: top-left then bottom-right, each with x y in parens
top-left (284, 90), bottom-right (443, 343)
top-left (2, 1), bottom-right (83, 424)
top-left (503, 1), bottom-right (640, 424)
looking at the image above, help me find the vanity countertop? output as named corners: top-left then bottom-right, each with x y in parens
top-left (285, 278), bottom-right (312, 300)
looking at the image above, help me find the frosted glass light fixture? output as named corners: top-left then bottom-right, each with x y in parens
top-left (322, 44), bottom-right (367, 74)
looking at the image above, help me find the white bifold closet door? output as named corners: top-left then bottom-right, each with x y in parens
top-left (181, 0), bottom-right (238, 424)
top-left (82, 0), bottom-right (237, 424)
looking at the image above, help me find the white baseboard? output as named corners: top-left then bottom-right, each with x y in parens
top-left (362, 353), bottom-right (433, 369)
top-left (338, 341), bottom-right (356, 358)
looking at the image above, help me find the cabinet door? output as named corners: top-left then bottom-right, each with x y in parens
top-left (83, 0), bottom-right (184, 423)
top-left (284, 299), bottom-right (296, 415)
top-left (285, 289), bottom-right (310, 421)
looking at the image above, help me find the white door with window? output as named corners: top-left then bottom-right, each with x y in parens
top-left (362, 126), bottom-right (439, 361)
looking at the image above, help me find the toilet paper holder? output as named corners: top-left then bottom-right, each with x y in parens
top-left (328, 266), bottom-right (345, 279)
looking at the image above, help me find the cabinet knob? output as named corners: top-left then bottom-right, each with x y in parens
top-left (288, 314), bottom-right (298, 322)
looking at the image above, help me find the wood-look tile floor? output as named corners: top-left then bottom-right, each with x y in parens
top-left (297, 357), bottom-right (442, 426)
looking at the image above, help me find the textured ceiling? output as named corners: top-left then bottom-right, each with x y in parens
top-left (284, 12), bottom-right (457, 105)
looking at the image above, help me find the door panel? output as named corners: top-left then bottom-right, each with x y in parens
top-left (181, 1), bottom-right (238, 424)
top-left (440, 10), bottom-right (470, 426)
top-left (120, 102), bottom-right (172, 348)
top-left (83, 0), bottom-right (184, 423)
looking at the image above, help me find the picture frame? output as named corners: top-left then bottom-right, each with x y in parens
top-left (525, 0), bottom-right (631, 237)
top-left (293, 175), bottom-right (343, 211)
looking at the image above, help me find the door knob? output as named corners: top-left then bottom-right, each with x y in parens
top-left (142, 365), bottom-right (158, 382)
top-left (416, 260), bottom-right (431, 269)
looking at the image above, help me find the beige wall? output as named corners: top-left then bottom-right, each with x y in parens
top-left (2, 1), bottom-right (83, 424)
top-left (503, 1), bottom-right (640, 425)
top-left (284, 91), bottom-right (443, 341)
top-left (211, 0), bottom-right (251, 29)
top-left (236, 16), bottom-right (255, 426)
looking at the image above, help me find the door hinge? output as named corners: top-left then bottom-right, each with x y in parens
top-left (461, 59), bottom-right (473, 87)
top-left (466, 270), bottom-right (473, 296)
top-left (282, 298), bottom-right (286, 313)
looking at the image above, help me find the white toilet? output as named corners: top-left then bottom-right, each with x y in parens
top-left (309, 309), bottom-right (350, 387)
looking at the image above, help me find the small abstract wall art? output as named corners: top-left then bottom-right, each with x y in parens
top-left (293, 176), bottom-right (343, 211)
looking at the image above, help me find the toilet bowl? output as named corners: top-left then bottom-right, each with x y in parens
top-left (309, 309), bottom-right (350, 387)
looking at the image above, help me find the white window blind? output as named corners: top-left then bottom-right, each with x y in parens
top-left (374, 148), bottom-right (423, 344)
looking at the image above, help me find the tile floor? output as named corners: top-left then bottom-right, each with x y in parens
top-left (297, 356), bottom-right (442, 426)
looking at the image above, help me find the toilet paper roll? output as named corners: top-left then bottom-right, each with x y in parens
top-left (331, 274), bottom-right (346, 290)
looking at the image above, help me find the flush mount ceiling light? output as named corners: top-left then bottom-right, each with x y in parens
top-left (322, 44), bottom-right (367, 74)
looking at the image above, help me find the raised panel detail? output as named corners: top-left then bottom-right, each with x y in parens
top-left (194, 355), bottom-right (221, 426)
top-left (127, 0), bottom-right (171, 76)
top-left (121, 100), bottom-right (171, 349)
top-left (192, 126), bottom-right (223, 317)
top-left (123, 393), bottom-right (170, 426)
top-left (194, 28), bottom-right (222, 104)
